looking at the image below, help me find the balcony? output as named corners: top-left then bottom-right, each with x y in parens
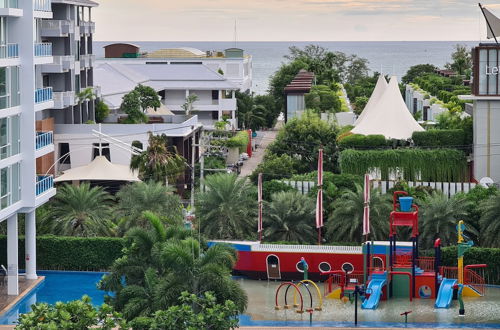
top-left (36, 175), bottom-right (54, 196)
top-left (53, 91), bottom-right (75, 109)
top-left (34, 42), bottom-right (52, 57)
top-left (0, 0), bottom-right (22, 17)
top-left (40, 19), bottom-right (74, 37)
top-left (0, 43), bottom-right (18, 58)
top-left (34, 0), bottom-right (51, 12)
top-left (36, 131), bottom-right (53, 150)
top-left (79, 21), bottom-right (95, 35)
top-left (79, 54), bottom-right (95, 68)
top-left (35, 87), bottom-right (53, 104)
top-left (42, 55), bottom-right (74, 73)
top-left (220, 98), bottom-right (237, 109)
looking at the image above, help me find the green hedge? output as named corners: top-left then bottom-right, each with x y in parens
top-left (412, 129), bottom-right (465, 148)
top-left (338, 134), bottom-right (387, 149)
top-left (339, 148), bottom-right (467, 182)
top-left (440, 246), bottom-right (500, 285)
top-left (0, 236), bottom-right (124, 271)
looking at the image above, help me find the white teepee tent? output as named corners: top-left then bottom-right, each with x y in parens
top-left (351, 76), bottom-right (424, 140)
top-left (354, 75), bottom-right (388, 125)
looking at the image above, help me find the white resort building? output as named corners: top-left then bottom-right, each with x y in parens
top-left (0, 0), bottom-right (58, 296)
top-left (93, 62), bottom-right (239, 130)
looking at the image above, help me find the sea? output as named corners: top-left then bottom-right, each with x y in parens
top-left (93, 41), bottom-right (478, 95)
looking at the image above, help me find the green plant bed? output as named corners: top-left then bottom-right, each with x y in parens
top-left (412, 129), bottom-right (466, 148)
top-left (0, 236), bottom-right (124, 271)
top-left (339, 148), bottom-right (467, 182)
top-left (338, 134), bottom-right (387, 149)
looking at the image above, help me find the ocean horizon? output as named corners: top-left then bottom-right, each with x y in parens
top-left (94, 41), bottom-right (479, 95)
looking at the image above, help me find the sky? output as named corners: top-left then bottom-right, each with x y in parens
top-left (92, 0), bottom-right (500, 41)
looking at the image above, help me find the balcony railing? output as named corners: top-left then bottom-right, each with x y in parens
top-left (42, 55), bottom-right (74, 73)
top-left (0, 0), bottom-right (19, 8)
top-left (40, 20), bottom-right (74, 36)
top-left (0, 43), bottom-right (18, 59)
top-left (35, 87), bottom-right (53, 103)
top-left (36, 131), bottom-right (53, 150)
top-left (36, 175), bottom-right (54, 196)
top-left (34, 42), bottom-right (52, 57)
top-left (53, 91), bottom-right (75, 109)
top-left (34, 0), bottom-right (51, 11)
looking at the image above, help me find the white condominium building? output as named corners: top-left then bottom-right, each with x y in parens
top-left (0, 0), bottom-right (57, 296)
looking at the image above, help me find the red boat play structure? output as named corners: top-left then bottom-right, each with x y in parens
top-left (209, 191), bottom-right (487, 310)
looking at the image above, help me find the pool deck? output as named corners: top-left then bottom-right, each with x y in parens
top-left (0, 276), bottom-right (45, 317)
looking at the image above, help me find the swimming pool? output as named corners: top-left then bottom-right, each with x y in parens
top-left (0, 271), bottom-right (107, 325)
top-left (1, 272), bottom-right (500, 328)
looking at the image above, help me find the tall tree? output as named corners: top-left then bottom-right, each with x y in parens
top-left (419, 192), bottom-right (473, 249)
top-left (325, 185), bottom-right (391, 243)
top-left (446, 44), bottom-right (472, 76)
top-left (263, 191), bottom-right (316, 243)
top-left (48, 183), bottom-right (115, 237)
top-left (130, 133), bottom-right (186, 185)
top-left (116, 181), bottom-right (184, 233)
top-left (99, 212), bottom-right (247, 321)
top-left (181, 94), bottom-right (199, 116)
top-left (479, 192), bottom-right (500, 248)
top-left (196, 173), bottom-right (256, 240)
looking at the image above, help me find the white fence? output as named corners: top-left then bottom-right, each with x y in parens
top-left (373, 180), bottom-right (477, 197)
top-left (254, 244), bottom-right (362, 254)
top-left (283, 179), bottom-right (477, 198)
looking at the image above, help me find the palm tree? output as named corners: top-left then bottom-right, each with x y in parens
top-left (196, 173), bottom-right (257, 240)
top-left (99, 212), bottom-right (247, 321)
top-left (419, 191), bottom-right (473, 248)
top-left (130, 132), bottom-right (186, 185)
top-left (115, 181), bottom-right (184, 234)
top-left (241, 105), bottom-right (267, 131)
top-left (325, 184), bottom-right (391, 243)
top-left (181, 94), bottom-right (198, 116)
top-left (263, 191), bottom-right (316, 243)
top-left (479, 193), bottom-right (500, 248)
top-left (48, 183), bottom-right (115, 237)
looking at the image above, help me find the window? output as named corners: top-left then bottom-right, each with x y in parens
top-left (341, 262), bottom-right (354, 274)
top-left (0, 67), bottom-right (8, 109)
top-left (0, 163), bottom-right (18, 210)
top-left (93, 143), bottom-right (110, 161)
top-left (59, 143), bottom-right (71, 164)
top-left (318, 262), bottom-right (331, 273)
top-left (0, 115), bottom-right (19, 160)
top-left (372, 257), bottom-right (384, 270)
top-left (296, 261), bottom-right (305, 273)
top-left (211, 111), bottom-right (218, 120)
top-left (211, 90), bottom-right (219, 100)
top-left (0, 167), bottom-right (8, 208)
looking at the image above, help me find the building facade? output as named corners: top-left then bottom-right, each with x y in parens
top-left (1, 0), bottom-right (57, 296)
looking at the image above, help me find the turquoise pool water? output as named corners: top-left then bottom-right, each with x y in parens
top-left (1, 272), bottom-right (500, 328)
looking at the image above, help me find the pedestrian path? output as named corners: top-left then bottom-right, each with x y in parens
top-left (239, 128), bottom-right (278, 178)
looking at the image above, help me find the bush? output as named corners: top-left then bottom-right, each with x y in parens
top-left (262, 180), bottom-right (294, 201)
top-left (250, 153), bottom-right (298, 183)
top-left (0, 236), bottom-right (124, 271)
top-left (338, 134), bottom-right (387, 149)
top-left (412, 129), bottom-right (466, 148)
top-left (95, 99), bottom-right (110, 123)
top-left (224, 131), bottom-right (249, 152)
top-left (16, 296), bottom-right (125, 329)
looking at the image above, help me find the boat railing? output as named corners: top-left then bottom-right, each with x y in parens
top-left (254, 244), bottom-right (362, 253)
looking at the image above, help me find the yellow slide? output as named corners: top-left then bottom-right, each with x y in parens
top-left (326, 287), bottom-right (342, 299)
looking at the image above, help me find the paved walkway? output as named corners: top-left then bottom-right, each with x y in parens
top-left (240, 328), bottom-right (462, 330)
top-left (0, 276), bottom-right (44, 316)
top-left (239, 123), bottom-right (281, 178)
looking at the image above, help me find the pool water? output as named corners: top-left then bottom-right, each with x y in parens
top-left (0, 271), bottom-right (107, 325)
top-left (1, 272), bottom-right (500, 328)
top-left (238, 278), bottom-right (500, 328)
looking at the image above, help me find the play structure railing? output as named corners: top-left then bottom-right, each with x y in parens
top-left (465, 265), bottom-right (487, 296)
top-left (394, 253), bottom-right (412, 267)
top-left (323, 271), bottom-right (365, 296)
top-left (440, 266), bottom-right (458, 280)
top-left (417, 257), bottom-right (435, 272)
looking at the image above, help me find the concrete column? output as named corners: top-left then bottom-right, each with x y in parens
top-left (7, 214), bottom-right (19, 296)
top-left (25, 211), bottom-right (37, 280)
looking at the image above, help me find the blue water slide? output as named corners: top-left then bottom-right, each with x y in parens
top-left (361, 272), bottom-right (387, 310)
top-left (435, 278), bottom-right (457, 308)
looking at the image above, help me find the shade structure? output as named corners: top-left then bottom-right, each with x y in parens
top-left (55, 156), bottom-right (140, 182)
top-left (354, 75), bottom-right (388, 125)
top-left (482, 6), bottom-right (500, 39)
top-left (352, 76), bottom-right (424, 140)
top-left (363, 174), bottom-right (371, 236)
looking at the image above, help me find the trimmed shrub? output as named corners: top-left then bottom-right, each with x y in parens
top-left (0, 236), bottom-right (124, 271)
top-left (338, 134), bottom-right (387, 149)
top-left (412, 129), bottom-right (465, 148)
